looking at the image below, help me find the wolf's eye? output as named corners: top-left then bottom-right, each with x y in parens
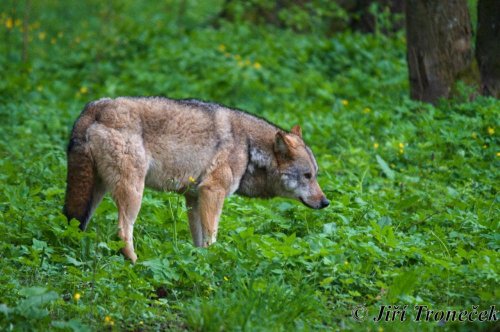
top-left (304, 173), bottom-right (312, 179)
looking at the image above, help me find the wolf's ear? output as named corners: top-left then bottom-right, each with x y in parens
top-left (290, 125), bottom-right (302, 138)
top-left (275, 131), bottom-right (296, 156)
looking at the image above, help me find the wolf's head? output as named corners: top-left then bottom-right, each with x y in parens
top-left (274, 125), bottom-right (329, 209)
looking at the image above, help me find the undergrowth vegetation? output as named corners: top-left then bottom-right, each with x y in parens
top-left (0, 1), bottom-right (498, 331)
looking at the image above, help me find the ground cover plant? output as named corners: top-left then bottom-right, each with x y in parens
top-left (0, 1), bottom-right (498, 331)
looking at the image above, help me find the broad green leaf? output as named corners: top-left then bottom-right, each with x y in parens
top-left (376, 154), bottom-right (395, 180)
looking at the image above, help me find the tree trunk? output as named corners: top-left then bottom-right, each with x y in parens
top-left (406, 0), bottom-right (473, 103)
top-left (476, 0), bottom-right (500, 98)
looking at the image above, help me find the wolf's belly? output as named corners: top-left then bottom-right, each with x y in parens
top-left (144, 150), bottom-right (214, 192)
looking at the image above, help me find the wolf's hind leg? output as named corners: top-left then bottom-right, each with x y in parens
top-left (88, 125), bottom-right (146, 263)
top-left (106, 139), bottom-right (146, 263)
top-left (112, 176), bottom-right (144, 263)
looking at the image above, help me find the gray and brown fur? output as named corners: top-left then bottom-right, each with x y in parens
top-left (64, 97), bottom-right (329, 263)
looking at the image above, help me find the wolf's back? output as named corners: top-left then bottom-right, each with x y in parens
top-left (63, 100), bottom-right (105, 230)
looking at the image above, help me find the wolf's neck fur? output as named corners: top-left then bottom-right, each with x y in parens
top-left (235, 115), bottom-right (283, 198)
top-left (236, 145), bottom-right (280, 198)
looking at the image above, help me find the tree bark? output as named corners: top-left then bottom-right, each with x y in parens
top-left (476, 0), bottom-right (500, 98)
top-left (406, 0), bottom-right (473, 103)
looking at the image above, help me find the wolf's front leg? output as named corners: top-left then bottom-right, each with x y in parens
top-left (185, 194), bottom-right (203, 247)
top-left (197, 164), bottom-right (233, 247)
top-left (188, 164), bottom-right (231, 247)
top-left (198, 185), bottom-right (226, 247)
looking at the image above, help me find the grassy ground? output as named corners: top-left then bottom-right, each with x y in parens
top-left (0, 1), bottom-right (498, 331)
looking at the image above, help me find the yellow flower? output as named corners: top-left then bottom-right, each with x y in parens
top-left (80, 86), bottom-right (88, 94)
top-left (496, 152), bottom-right (500, 157)
top-left (38, 31), bottom-right (46, 41)
top-left (223, 276), bottom-right (229, 281)
top-left (471, 132), bottom-right (477, 139)
top-left (344, 261), bottom-right (349, 265)
top-left (399, 142), bottom-right (404, 149)
top-left (234, 54), bottom-right (241, 61)
top-left (483, 144), bottom-right (488, 149)
top-left (188, 176), bottom-right (196, 183)
top-left (487, 127), bottom-right (495, 135)
top-left (245, 59), bottom-right (251, 66)
top-left (139, 321), bottom-right (144, 325)
top-left (341, 99), bottom-right (348, 106)
top-left (5, 18), bottom-right (13, 29)
top-left (378, 327), bottom-right (384, 332)
top-left (73, 293), bottom-right (81, 301)
top-left (104, 315), bottom-right (115, 326)
top-left (50, 37), bottom-right (56, 44)
top-left (36, 85), bottom-right (43, 92)
top-left (253, 62), bottom-right (262, 70)
top-left (15, 19), bottom-right (21, 27)
top-left (399, 149), bottom-right (404, 154)
top-left (218, 44), bottom-right (226, 52)
top-left (363, 107), bottom-right (371, 114)
top-left (373, 143), bottom-right (379, 149)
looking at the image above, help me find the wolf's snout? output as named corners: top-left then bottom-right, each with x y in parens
top-left (319, 196), bottom-right (330, 209)
top-left (299, 195), bottom-right (330, 209)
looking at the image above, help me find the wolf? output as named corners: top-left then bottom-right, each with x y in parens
top-left (63, 97), bottom-right (329, 263)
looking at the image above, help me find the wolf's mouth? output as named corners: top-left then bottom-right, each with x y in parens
top-left (299, 196), bottom-right (317, 209)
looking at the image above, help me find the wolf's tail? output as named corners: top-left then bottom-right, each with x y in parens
top-left (63, 101), bottom-right (102, 230)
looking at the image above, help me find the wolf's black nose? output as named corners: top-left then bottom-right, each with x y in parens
top-left (320, 197), bottom-right (330, 209)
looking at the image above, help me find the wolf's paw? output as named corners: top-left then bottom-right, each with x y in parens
top-left (122, 247), bottom-right (138, 264)
top-left (202, 233), bottom-right (217, 247)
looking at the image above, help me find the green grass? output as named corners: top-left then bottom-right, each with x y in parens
top-left (0, 1), bottom-right (498, 331)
